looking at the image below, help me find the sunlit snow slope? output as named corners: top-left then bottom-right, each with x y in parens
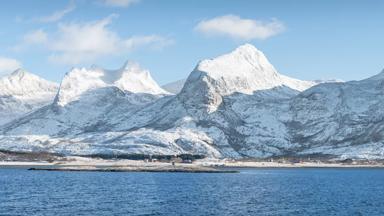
top-left (0, 69), bottom-right (58, 125)
top-left (0, 45), bottom-right (383, 160)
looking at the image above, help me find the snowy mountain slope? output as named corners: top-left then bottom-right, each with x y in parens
top-left (162, 78), bottom-right (341, 95)
top-left (0, 44), bottom-right (314, 158)
top-left (161, 76), bottom-right (342, 95)
top-left (55, 61), bottom-right (168, 106)
top-left (0, 69), bottom-right (58, 125)
top-left (181, 44), bottom-right (315, 95)
top-left (286, 70), bottom-right (384, 159)
top-left (0, 62), bottom-right (169, 136)
top-left (1, 44), bottom-right (384, 160)
top-left (162, 79), bottom-right (186, 94)
top-left (120, 67), bottom-right (384, 159)
top-left (177, 44), bottom-right (316, 114)
top-left (73, 44), bottom-right (317, 157)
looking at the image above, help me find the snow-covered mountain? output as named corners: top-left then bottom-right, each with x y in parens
top-left (288, 71), bottom-right (384, 159)
top-left (0, 62), bottom-right (169, 138)
top-left (177, 44), bottom-right (316, 114)
top-left (0, 69), bottom-right (58, 125)
top-left (55, 61), bottom-right (169, 106)
top-left (162, 76), bottom-right (342, 95)
top-left (0, 44), bottom-right (383, 160)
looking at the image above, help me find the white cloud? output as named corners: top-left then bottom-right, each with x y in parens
top-left (15, 14), bottom-right (172, 65)
top-left (35, 1), bottom-right (76, 23)
top-left (124, 35), bottom-right (174, 50)
top-left (23, 29), bottom-right (48, 44)
top-left (102, 0), bottom-right (140, 7)
top-left (195, 15), bottom-right (285, 40)
top-left (12, 29), bottom-right (48, 51)
top-left (44, 15), bottom-right (172, 65)
top-left (0, 57), bottom-right (22, 75)
top-left (48, 14), bottom-right (120, 64)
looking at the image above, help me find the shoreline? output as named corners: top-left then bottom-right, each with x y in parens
top-left (0, 159), bottom-right (236, 173)
top-left (215, 161), bottom-right (384, 168)
top-left (1, 159), bottom-right (384, 172)
top-left (26, 167), bottom-right (237, 173)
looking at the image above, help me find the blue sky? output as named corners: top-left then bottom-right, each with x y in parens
top-left (0, 0), bottom-right (383, 84)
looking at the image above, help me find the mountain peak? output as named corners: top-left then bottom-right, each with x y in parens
top-left (0, 69), bottom-right (58, 98)
top-left (3, 68), bottom-right (48, 84)
top-left (195, 44), bottom-right (276, 82)
top-left (10, 68), bottom-right (26, 76)
top-left (8, 68), bottom-right (32, 80)
top-left (119, 61), bottom-right (149, 76)
top-left (179, 45), bottom-right (316, 113)
top-left (232, 43), bottom-right (261, 54)
top-left (55, 61), bottom-right (168, 106)
top-left (363, 68), bottom-right (384, 82)
top-left (120, 60), bottom-right (133, 71)
top-left (228, 43), bottom-right (267, 60)
top-left (114, 61), bottom-right (167, 94)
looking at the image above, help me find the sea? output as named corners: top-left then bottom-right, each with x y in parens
top-left (1, 168), bottom-right (384, 216)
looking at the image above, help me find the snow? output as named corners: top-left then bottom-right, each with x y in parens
top-left (0, 69), bottom-right (58, 125)
top-left (114, 62), bottom-right (169, 95)
top-left (1, 44), bottom-right (384, 160)
top-left (176, 44), bottom-right (316, 113)
top-left (187, 44), bottom-right (316, 96)
top-left (0, 69), bottom-right (57, 98)
top-left (55, 61), bottom-right (168, 106)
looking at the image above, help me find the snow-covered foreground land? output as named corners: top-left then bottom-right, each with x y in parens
top-left (1, 156), bottom-right (383, 170)
top-left (0, 44), bottom-right (383, 160)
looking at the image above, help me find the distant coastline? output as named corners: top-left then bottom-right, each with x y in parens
top-left (1, 158), bottom-right (384, 173)
top-left (2, 149), bottom-right (384, 172)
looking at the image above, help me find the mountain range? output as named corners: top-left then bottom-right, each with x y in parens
top-left (0, 44), bottom-right (382, 160)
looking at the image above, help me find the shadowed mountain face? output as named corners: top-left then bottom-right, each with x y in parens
top-left (0, 45), bottom-right (383, 160)
top-left (287, 75), bottom-right (384, 158)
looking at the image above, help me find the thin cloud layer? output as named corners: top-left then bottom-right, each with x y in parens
top-left (23, 29), bottom-right (48, 44)
top-left (12, 29), bottom-right (48, 51)
top-left (0, 57), bottom-right (22, 75)
top-left (102, 0), bottom-right (140, 7)
top-left (195, 15), bottom-right (285, 40)
top-left (124, 35), bottom-right (174, 50)
top-left (35, 1), bottom-right (76, 23)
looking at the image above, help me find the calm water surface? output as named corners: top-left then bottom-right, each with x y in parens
top-left (1, 168), bottom-right (384, 216)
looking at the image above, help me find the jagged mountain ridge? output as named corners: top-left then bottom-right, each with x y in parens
top-left (55, 61), bottom-right (169, 106)
top-left (287, 72), bottom-right (384, 158)
top-left (0, 69), bottom-right (58, 125)
top-left (0, 62), bottom-right (169, 138)
top-left (177, 44), bottom-right (316, 114)
top-left (0, 44), bottom-right (383, 159)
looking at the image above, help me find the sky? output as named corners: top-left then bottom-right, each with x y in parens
top-left (0, 0), bottom-right (383, 85)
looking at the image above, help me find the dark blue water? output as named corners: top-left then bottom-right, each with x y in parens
top-left (1, 168), bottom-right (384, 216)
